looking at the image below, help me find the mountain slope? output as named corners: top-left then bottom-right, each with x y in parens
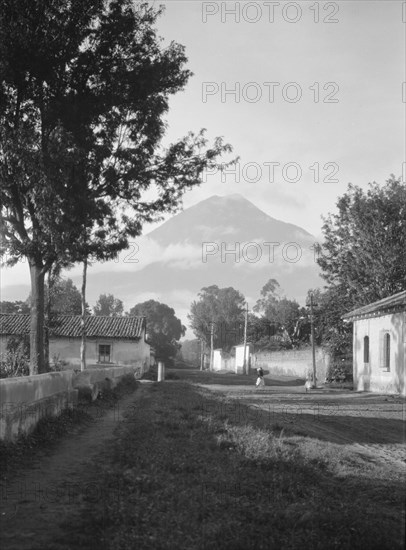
top-left (147, 194), bottom-right (314, 246)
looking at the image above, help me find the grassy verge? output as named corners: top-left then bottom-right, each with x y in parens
top-left (62, 380), bottom-right (405, 550)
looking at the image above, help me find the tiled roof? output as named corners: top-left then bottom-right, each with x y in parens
top-left (342, 291), bottom-right (406, 321)
top-left (0, 314), bottom-right (145, 339)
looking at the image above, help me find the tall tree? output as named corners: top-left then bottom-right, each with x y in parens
top-left (253, 278), bottom-right (301, 344)
top-left (0, 0), bottom-right (234, 373)
top-left (128, 300), bottom-right (185, 364)
top-left (93, 293), bottom-right (124, 317)
top-left (43, 277), bottom-right (89, 316)
top-left (188, 285), bottom-right (246, 350)
top-left (314, 175), bottom-right (406, 367)
top-left (317, 176), bottom-right (406, 305)
top-left (253, 278), bottom-right (280, 315)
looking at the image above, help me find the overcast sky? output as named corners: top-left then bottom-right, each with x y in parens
top-left (1, 1), bottom-right (405, 312)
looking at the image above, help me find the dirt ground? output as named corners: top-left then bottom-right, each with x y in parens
top-left (0, 369), bottom-right (404, 549)
top-left (179, 369), bottom-right (405, 470)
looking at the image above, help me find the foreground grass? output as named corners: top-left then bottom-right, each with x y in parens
top-left (60, 380), bottom-right (404, 550)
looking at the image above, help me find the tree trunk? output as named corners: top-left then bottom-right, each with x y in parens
top-left (80, 257), bottom-right (87, 371)
top-left (44, 270), bottom-right (52, 370)
top-left (29, 260), bottom-right (46, 375)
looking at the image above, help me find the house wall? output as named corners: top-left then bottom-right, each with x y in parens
top-left (353, 311), bottom-right (405, 395)
top-left (212, 350), bottom-right (223, 371)
top-left (235, 345), bottom-right (252, 374)
top-left (254, 347), bottom-right (329, 381)
top-left (49, 335), bottom-right (150, 374)
top-left (212, 350), bottom-right (235, 372)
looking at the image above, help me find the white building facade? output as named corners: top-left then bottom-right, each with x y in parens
top-left (343, 291), bottom-right (406, 396)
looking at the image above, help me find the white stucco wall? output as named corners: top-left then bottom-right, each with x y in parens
top-left (353, 311), bottom-right (405, 395)
top-left (254, 347), bottom-right (329, 380)
top-left (49, 336), bottom-right (150, 374)
top-left (212, 350), bottom-right (223, 371)
top-left (235, 345), bottom-right (252, 374)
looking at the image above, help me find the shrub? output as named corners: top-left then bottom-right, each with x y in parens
top-left (326, 357), bottom-right (353, 382)
top-left (0, 335), bottom-right (30, 378)
top-left (49, 353), bottom-right (69, 372)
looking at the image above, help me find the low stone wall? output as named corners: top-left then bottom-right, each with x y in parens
top-left (254, 347), bottom-right (329, 381)
top-left (73, 365), bottom-right (140, 401)
top-left (0, 371), bottom-right (78, 441)
top-left (0, 365), bottom-right (140, 441)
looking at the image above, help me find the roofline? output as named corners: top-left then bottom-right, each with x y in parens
top-left (0, 314), bottom-right (147, 339)
top-left (342, 290), bottom-right (406, 322)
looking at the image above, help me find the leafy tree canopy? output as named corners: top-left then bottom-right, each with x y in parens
top-left (93, 293), bottom-right (124, 316)
top-left (0, 0), bottom-right (234, 372)
top-left (317, 176), bottom-right (406, 305)
top-left (188, 285), bottom-right (246, 350)
top-left (253, 278), bottom-right (302, 345)
top-left (0, 300), bottom-right (30, 314)
top-left (47, 278), bottom-right (90, 316)
top-left (313, 175), bottom-right (406, 366)
top-left (128, 299), bottom-right (185, 363)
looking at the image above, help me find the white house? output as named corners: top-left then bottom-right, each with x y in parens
top-left (0, 314), bottom-right (151, 374)
top-left (342, 291), bottom-right (406, 396)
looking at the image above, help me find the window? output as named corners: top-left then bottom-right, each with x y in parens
top-left (363, 336), bottom-right (369, 363)
top-left (99, 344), bottom-right (111, 363)
top-left (384, 333), bottom-right (390, 371)
top-left (380, 332), bottom-right (390, 372)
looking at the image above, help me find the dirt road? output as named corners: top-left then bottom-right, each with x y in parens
top-left (183, 369), bottom-right (405, 471)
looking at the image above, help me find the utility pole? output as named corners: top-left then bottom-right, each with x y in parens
top-left (210, 321), bottom-right (214, 371)
top-left (200, 338), bottom-right (204, 370)
top-left (243, 302), bottom-right (248, 375)
top-left (310, 292), bottom-right (317, 388)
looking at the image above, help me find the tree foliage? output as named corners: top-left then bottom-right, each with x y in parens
top-left (0, 0), bottom-right (234, 373)
top-left (93, 293), bottom-right (124, 316)
top-left (314, 176), bottom-right (405, 376)
top-left (317, 176), bottom-right (406, 304)
top-left (128, 299), bottom-right (185, 364)
top-left (188, 285), bottom-right (246, 350)
top-left (0, 300), bottom-right (30, 314)
top-left (47, 278), bottom-right (90, 316)
top-left (252, 278), bottom-right (303, 347)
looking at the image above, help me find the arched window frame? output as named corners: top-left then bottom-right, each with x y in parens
top-left (380, 331), bottom-right (391, 372)
top-left (363, 336), bottom-right (369, 364)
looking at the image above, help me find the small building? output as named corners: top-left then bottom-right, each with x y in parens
top-left (0, 314), bottom-right (151, 374)
top-left (342, 291), bottom-right (406, 396)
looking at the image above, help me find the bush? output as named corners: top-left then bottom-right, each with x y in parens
top-left (0, 335), bottom-right (30, 378)
top-left (326, 357), bottom-right (353, 383)
top-left (49, 353), bottom-right (69, 372)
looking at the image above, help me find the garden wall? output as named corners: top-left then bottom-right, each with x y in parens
top-left (0, 371), bottom-right (77, 441)
top-left (0, 365), bottom-right (139, 441)
top-left (254, 347), bottom-right (329, 381)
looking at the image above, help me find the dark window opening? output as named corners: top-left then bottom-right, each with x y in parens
top-left (384, 333), bottom-right (390, 371)
top-left (363, 336), bottom-right (369, 363)
top-left (99, 344), bottom-right (111, 363)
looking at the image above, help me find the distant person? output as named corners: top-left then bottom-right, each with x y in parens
top-left (256, 367), bottom-right (265, 389)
